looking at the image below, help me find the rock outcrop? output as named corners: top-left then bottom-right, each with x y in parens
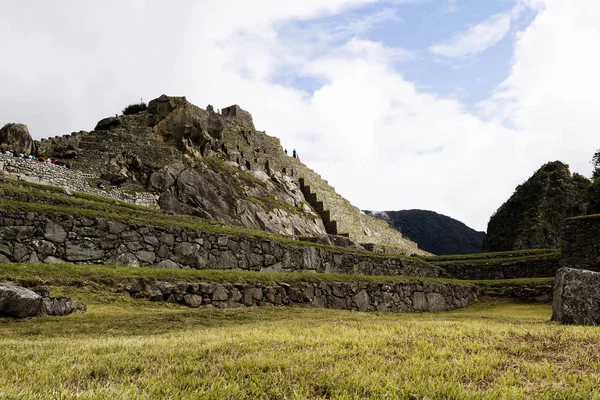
top-left (149, 161), bottom-right (325, 236)
top-left (552, 267), bottom-right (600, 325)
top-left (0, 283), bottom-right (43, 318)
top-left (0, 123), bottom-right (36, 154)
top-left (483, 161), bottom-right (590, 252)
top-left (27, 94), bottom-right (427, 255)
top-left (0, 283), bottom-right (85, 318)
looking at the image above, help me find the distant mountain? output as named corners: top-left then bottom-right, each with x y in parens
top-left (363, 209), bottom-right (486, 255)
top-left (482, 161), bottom-right (590, 252)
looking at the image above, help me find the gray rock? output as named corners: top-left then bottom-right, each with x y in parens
top-left (94, 116), bottom-right (121, 131)
top-left (153, 259), bottom-right (180, 269)
top-left (43, 256), bottom-right (66, 264)
top-left (44, 221), bottom-right (67, 243)
top-left (65, 241), bottom-right (104, 262)
top-left (0, 123), bottom-right (35, 154)
top-left (107, 221), bottom-right (127, 234)
top-left (12, 243), bottom-right (30, 262)
top-left (412, 292), bottom-right (426, 311)
top-left (552, 267), bottom-right (600, 325)
top-left (135, 251), bottom-right (156, 264)
top-left (0, 226), bottom-right (36, 241)
top-left (354, 290), bottom-right (370, 312)
top-left (212, 284), bottom-right (229, 301)
top-left (42, 297), bottom-right (81, 316)
top-left (31, 239), bottom-right (57, 256)
top-left (27, 252), bottom-right (40, 264)
top-left (0, 254), bottom-right (9, 263)
top-left (425, 292), bottom-right (447, 312)
top-left (171, 242), bottom-right (206, 268)
top-left (0, 283), bottom-right (43, 318)
top-left (183, 294), bottom-right (203, 308)
top-left (243, 287), bottom-right (263, 306)
top-left (107, 252), bottom-right (140, 267)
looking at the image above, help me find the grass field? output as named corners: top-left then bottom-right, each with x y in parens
top-left (1, 285), bottom-right (599, 399)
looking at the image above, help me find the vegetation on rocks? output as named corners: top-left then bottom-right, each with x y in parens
top-left (482, 161), bottom-right (590, 252)
top-left (122, 102), bottom-right (147, 115)
top-left (365, 209), bottom-right (485, 255)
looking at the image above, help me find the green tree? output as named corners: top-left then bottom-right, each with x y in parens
top-left (592, 149), bottom-right (600, 178)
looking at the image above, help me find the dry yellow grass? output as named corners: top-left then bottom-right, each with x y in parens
top-left (1, 286), bottom-right (599, 399)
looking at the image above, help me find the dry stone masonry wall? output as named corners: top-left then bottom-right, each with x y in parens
top-left (0, 209), bottom-right (441, 277)
top-left (560, 216), bottom-right (600, 272)
top-left (433, 255), bottom-right (561, 280)
top-left (125, 279), bottom-right (478, 313)
top-left (0, 154), bottom-right (158, 207)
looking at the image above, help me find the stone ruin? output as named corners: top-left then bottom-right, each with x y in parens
top-left (553, 215), bottom-right (600, 325)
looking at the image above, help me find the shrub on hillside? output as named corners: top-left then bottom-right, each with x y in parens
top-left (122, 102), bottom-right (147, 115)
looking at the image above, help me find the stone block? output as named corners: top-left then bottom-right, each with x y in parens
top-left (552, 267), bottom-right (600, 325)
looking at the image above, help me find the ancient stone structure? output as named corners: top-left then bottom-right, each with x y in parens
top-left (125, 279), bottom-right (478, 313)
top-left (5, 94), bottom-right (429, 256)
top-left (478, 282), bottom-right (553, 302)
top-left (0, 154), bottom-right (158, 207)
top-left (552, 267), bottom-right (600, 325)
top-left (560, 215), bottom-right (600, 271)
top-left (0, 209), bottom-right (441, 277)
top-left (431, 254), bottom-right (561, 280)
top-left (0, 123), bottom-right (35, 154)
top-left (221, 127), bottom-right (426, 255)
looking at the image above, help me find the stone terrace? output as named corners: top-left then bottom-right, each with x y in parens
top-left (221, 128), bottom-right (426, 256)
top-left (0, 154), bottom-right (158, 207)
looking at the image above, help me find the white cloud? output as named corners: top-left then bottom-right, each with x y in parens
top-left (430, 12), bottom-right (512, 58)
top-left (478, 0), bottom-right (600, 178)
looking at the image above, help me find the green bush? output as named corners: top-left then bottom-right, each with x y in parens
top-left (122, 102), bottom-right (147, 115)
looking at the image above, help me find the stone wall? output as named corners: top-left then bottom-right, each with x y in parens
top-left (560, 216), bottom-right (600, 271)
top-left (0, 154), bottom-right (158, 208)
top-left (477, 282), bottom-right (553, 302)
top-left (0, 209), bottom-right (441, 277)
top-left (125, 279), bottom-right (478, 313)
top-left (433, 255), bottom-right (560, 279)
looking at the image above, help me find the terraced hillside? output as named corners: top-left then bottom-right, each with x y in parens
top-left (221, 128), bottom-right (427, 256)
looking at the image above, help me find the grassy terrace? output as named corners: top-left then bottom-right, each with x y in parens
top-left (0, 181), bottom-right (421, 261)
top-left (431, 252), bottom-right (560, 266)
top-left (0, 262), bottom-right (554, 289)
top-left (0, 274), bottom-right (595, 398)
top-left (423, 248), bottom-right (560, 263)
top-left (569, 212), bottom-right (600, 220)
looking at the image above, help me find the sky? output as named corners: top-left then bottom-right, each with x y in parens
top-left (1, 0), bottom-right (599, 232)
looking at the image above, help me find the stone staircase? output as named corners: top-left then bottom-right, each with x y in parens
top-left (221, 129), bottom-right (428, 256)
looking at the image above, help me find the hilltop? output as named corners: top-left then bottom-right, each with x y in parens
top-left (364, 209), bottom-right (486, 255)
top-left (482, 161), bottom-right (590, 252)
top-left (1, 95), bottom-right (426, 256)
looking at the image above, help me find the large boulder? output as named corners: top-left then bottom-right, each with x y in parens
top-left (552, 267), bottom-right (600, 325)
top-left (0, 283), bottom-right (43, 318)
top-left (94, 116), bottom-right (121, 131)
top-left (0, 123), bottom-right (35, 154)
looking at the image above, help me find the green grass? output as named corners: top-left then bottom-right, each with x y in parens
top-left (0, 263), bottom-right (464, 289)
top-left (424, 248), bottom-right (560, 262)
top-left (0, 288), bottom-right (598, 399)
top-left (568, 212), bottom-right (600, 220)
top-left (431, 252), bottom-right (560, 266)
top-left (0, 193), bottom-right (430, 262)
